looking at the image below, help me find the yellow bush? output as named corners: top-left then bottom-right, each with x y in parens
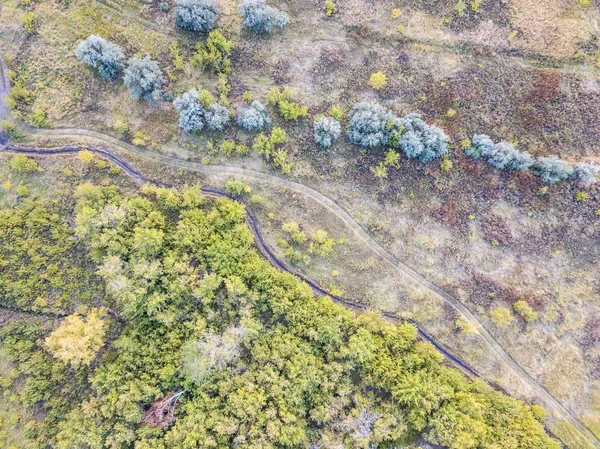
top-left (369, 72), bottom-right (387, 90)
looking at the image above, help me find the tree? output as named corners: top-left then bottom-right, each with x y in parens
top-left (45, 308), bottom-right (106, 367)
top-left (10, 154), bottom-right (41, 174)
top-left (174, 0), bottom-right (220, 32)
top-left (314, 116), bottom-right (341, 148)
top-left (75, 35), bottom-right (125, 80)
top-left (238, 0), bottom-right (290, 33)
top-left (573, 162), bottom-right (599, 185)
top-left (173, 89), bottom-right (230, 132)
top-left (531, 156), bottom-right (574, 185)
top-left (237, 100), bottom-right (271, 131)
top-left (346, 101), bottom-right (392, 148)
top-left (466, 135), bottom-right (533, 171)
top-left (123, 56), bottom-right (166, 103)
top-left (395, 113), bottom-right (449, 163)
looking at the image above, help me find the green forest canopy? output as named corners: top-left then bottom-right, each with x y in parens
top-left (0, 182), bottom-right (560, 449)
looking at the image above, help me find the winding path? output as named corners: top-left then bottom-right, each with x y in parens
top-left (0, 57), bottom-right (596, 448)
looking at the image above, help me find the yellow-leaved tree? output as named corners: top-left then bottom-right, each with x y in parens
top-left (45, 308), bottom-right (106, 367)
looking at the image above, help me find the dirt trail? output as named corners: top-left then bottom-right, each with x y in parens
top-left (0, 53), bottom-right (596, 447)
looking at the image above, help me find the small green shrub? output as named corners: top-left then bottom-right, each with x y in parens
top-left (225, 178), bottom-right (252, 196)
top-left (27, 108), bottom-right (49, 128)
top-left (266, 87), bottom-right (308, 121)
top-left (10, 155), bottom-right (41, 174)
top-left (113, 119), bottom-right (130, 136)
top-left (22, 12), bottom-right (35, 34)
top-left (490, 307), bottom-right (514, 328)
top-left (513, 300), bottom-right (538, 323)
top-left (193, 30), bottom-right (233, 74)
top-left (368, 71), bottom-right (387, 90)
top-left (325, 0), bottom-right (336, 16)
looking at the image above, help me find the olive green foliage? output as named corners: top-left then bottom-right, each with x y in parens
top-left (0, 185), bottom-right (561, 449)
top-left (0, 199), bottom-right (101, 312)
top-left (225, 178), bottom-right (252, 196)
top-left (266, 86), bottom-right (309, 121)
top-left (513, 300), bottom-right (538, 323)
top-left (192, 30), bottom-right (233, 75)
top-left (490, 306), bottom-right (514, 328)
top-left (252, 127), bottom-right (292, 173)
top-left (10, 154), bottom-right (41, 174)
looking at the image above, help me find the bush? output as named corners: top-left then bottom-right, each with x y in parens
top-left (490, 307), bottom-right (514, 329)
top-left (225, 178), bottom-right (252, 196)
top-left (467, 135), bottom-right (533, 171)
top-left (113, 119), bottom-right (129, 136)
top-left (531, 156), bottom-right (574, 185)
top-left (266, 87), bottom-right (308, 121)
top-left (395, 113), bottom-right (449, 163)
top-left (10, 154), bottom-right (41, 174)
top-left (513, 300), bottom-right (538, 323)
top-left (369, 71), bottom-right (387, 90)
top-left (173, 89), bottom-right (230, 132)
top-left (174, 0), bottom-right (220, 32)
top-left (314, 116), bottom-right (341, 148)
top-left (346, 101), bottom-right (392, 148)
top-left (193, 30), bottom-right (233, 74)
top-left (123, 56), bottom-right (166, 103)
top-left (75, 35), bottom-right (125, 80)
top-left (237, 100), bottom-right (271, 132)
top-left (573, 162), bottom-right (599, 185)
top-left (22, 11), bottom-right (35, 34)
top-left (238, 0), bottom-right (289, 33)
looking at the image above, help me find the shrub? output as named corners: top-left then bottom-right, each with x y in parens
top-left (174, 0), bottom-right (220, 32)
top-left (513, 300), bottom-right (538, 323)
top-left (27, 108), bottom-right (49, 128)
top-left (266, 87), bottom-right (308, 121)
top-left (123, 56), bottom-right (166, 103)
top-left (346, 101), bottom-right (392, 148)
top-left (173, 89), bottom-right (230, 132)
top-left (77, 150), bottom-right (95, 164)
top-left (575, 191), bottom-right (589, 202)
top-left (0, 120), bottom-right (23, 140)
top-left (314, 116), bottom-right (341, 148)
top-left (239, 0), bottom-right (289, 33)
top-left (113, 119), bottom-right (129, 136)
top-left (325, 0), bottom-right (336, 16)
top-left (132, 131), bottom-right (148, 146)
top-left (467, 135), bottom-right (533, 171)
top-left (10, 154), bottom-right (41, 174)
top-left (75, 35), bottom-right (125, 80)
top-left (22, 11), bottom-right (35, 34)
top-left (328, 104), bottom-right (344, 121)
top-left (531, 156), bottom-right (574, 185)
top-left (573, 162), bottom-right (599, 185)
top-left (237, 100), bottom-right (271, 132)
top-left (395, 113), bottom-right (449, 163)
top-left (225, 178), bottom-right (252, 196)
top-left (193, 30), bottom-right (233, 74)
top-left (369, 71), bottom-right (387, 90)
top-left (490, 307), bottom-right (514, 328)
